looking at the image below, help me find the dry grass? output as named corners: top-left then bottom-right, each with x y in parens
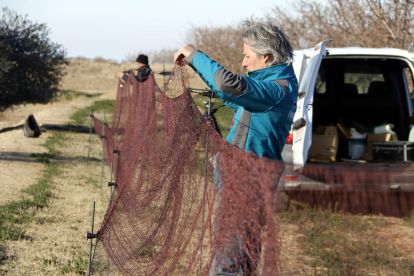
top-left (0, 160), bottom-right (44, 205)
top-left (277, 202), bottom-right (414, 275)
top-left (0, 129), bottom-right (111, 275)
top-left (0, 67), bottom-right (114, 274)
top-left (0, 128), bottom-right (46, 205)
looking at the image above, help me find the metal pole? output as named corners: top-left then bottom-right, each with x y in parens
top-left (87, 201), bottom-right (96, 276)
top-left (100, 111), bottom-right (105, 196)
top-left (108, 164), bottom-right (112, 275)
top-left (110, 163), bottom-right (113, 198)
top-left (113, 133), bottom-right (117, 185)
top-left (208, 93), bottom-right (212, 115)
top-left (88, 104), bottom-right (93, 159)
top-left (163, 64), bottom-right (166, 91)
top-left (110, 133), bottom-right (119, 200)
top-left (198, 133), bottom-right (209, 275)
top-left (107, 249), bottom-right (110, 276)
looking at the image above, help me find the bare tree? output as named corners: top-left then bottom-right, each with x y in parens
top-left (270, 0), bottom-right (414, 49)
top-left (124, 51), bottom-right (145, 64)
top-left (186, 24), bottom-right (246, 75)
top-left (149, 49), bottom-right (177, 64)
top-left (125, 49), bottom-right (178, 65)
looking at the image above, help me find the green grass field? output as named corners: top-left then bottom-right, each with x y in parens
top-left (70, 99), bottom-right (115, 126)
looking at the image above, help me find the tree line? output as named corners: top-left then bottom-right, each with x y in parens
top-left (186, 0), bottom-right (414, 74)
top-left (124, 48), bottom-right (179, 65)
top-left (272, 0), bottom-right (414, 50)
top-left (1, 0), bottom-right (413, 112)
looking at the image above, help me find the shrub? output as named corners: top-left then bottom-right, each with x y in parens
top-left (0, 7), bottom-right (67, 112)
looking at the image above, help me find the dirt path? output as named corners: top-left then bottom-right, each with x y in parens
top-left (0, 94), bottom-right (112, 275)
top-left (0, 94), bottom-right (108, 203)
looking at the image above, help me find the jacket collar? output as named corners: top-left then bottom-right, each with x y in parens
top-left (246, 62), bottom-right (295, 81)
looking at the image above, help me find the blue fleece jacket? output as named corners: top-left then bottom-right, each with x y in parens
top-left (188, 51), bottom-right (298, 161)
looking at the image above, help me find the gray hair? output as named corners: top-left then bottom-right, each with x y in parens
top-left (242, 20), bottom-right (293, 66)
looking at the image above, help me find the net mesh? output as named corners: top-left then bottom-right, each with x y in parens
top-left (90, 64), bottom-right (414, 275)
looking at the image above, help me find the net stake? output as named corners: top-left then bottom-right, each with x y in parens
top-left (108, 163), bottom-right (116, 197)
top-left (113, 133), bottom-right (117, 185)
top-left (163, 64), bottom-right (166, 90)
top-left (88, 104), bottom-right (93, 159)
top-left (107, 163), bottom-right (115, 275)
top-left (198, 134), bottom-right (209, 275)
top-left (100, 111), bottom-right (105, 196)
top-left (87, 201), bottom-right (97, 276)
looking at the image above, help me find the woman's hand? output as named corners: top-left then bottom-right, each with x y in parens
top-left (174, 44), bottom-right (196, 64)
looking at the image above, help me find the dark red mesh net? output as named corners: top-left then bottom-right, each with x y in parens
top-left (90, 64), bottom-right (414, 275)
top-left (282, 163), bottom-right (414, 217)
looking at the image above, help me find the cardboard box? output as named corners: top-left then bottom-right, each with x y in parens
top-left (308, 126), bottom-right (339, 162)
top-left (359, 133), bottom-right (398, 160)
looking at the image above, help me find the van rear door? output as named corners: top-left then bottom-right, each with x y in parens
top-left (292, 40), bottom-right (333, 167)
top-left (292, 50), bottom-right (308, 85)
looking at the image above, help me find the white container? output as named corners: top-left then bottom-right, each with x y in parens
top-left (348, 128), bottom-right (367, 159)
top-left (373, 124), bottom-right (396, 134)
top-left (409, 126), bottom-right (414, 142)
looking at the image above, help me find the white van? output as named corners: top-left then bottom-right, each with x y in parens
top-left (289, 40), bottom-right (414, 167)
top-left (276, 41), bottom-right (414, 196)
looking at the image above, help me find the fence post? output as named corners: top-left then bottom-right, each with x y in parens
top-left (107, 164), bottom-right (113, 275)
top-left (87, 201), bottom-right (97, 276)
top-left (88, 104), bottom-right (93, 159)
top-left (108, 162), bottom-right (117, 196)
top-left (198, 133), bottom-right (209, 275)
top-left (110, 133), bottom-right (119, 197)
top-left (109, 163), bottom-right (113, 198)
top-left (163, 64), bottom-right (166, 91)
top-left (100, 111), bottom-right (106, 196)
top-left (113, 133), bottom-right (117, 185)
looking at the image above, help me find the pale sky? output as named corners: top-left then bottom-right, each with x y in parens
top-left (1, 0), bottom-right (291, 62)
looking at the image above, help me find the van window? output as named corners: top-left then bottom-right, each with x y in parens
top-left (315, 63), bottom-right (326, 94)
top-left (344, 64), bottom-right (385, 95)
top-left (403, 67), bottom-right (414, 98)
top-left (299, 54), bottom-right (318, 94)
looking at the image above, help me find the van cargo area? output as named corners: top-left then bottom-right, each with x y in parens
top-left (280, 42), bottom-right (414, 215)
top-left (309, 57), bottom-right (413, 163)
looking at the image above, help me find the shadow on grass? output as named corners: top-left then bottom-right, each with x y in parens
top-left (0, 123), bottom-right (95, 134)
top-left (0, 243), bottom-right (9, 264)
top-left (0, 152), bottom-right (100, 164)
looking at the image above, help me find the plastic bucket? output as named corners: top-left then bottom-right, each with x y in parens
top-left (348, 129), bottom-right (367, 159)
top-left (348, 139), bottom-right (366, 159)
